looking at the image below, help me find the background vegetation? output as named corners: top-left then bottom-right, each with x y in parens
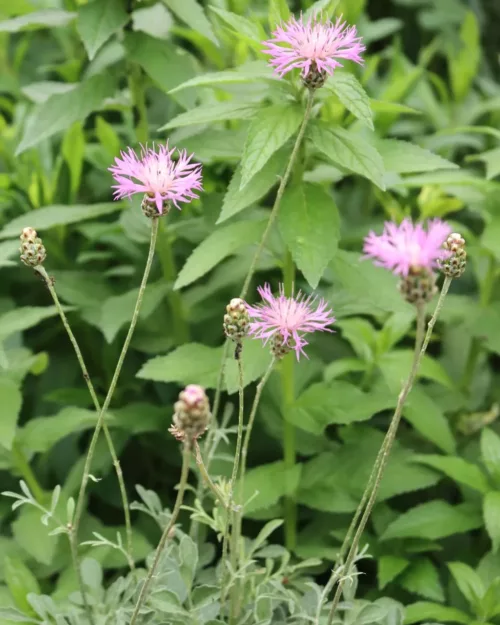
top-left (1, 0), bottom-right (500, 623)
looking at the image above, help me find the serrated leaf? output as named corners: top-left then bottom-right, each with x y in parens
top-left (400, 558), bottom-right (444, 602)
top-left (175, 220), bottom-right (266, 289)
top-left (160, 100), bottom-right (258, 130)
top-left (376, 139), bottom-right (458, 174)
top-left (218, 148), bottom-right (288, 223)
top-left (0, 203), bottom-right (123, 238)
top-left (309, 122), bottom-right (385, 189)
top-left (240, 461), bottom-right (301, 515)
top-left (404, 602), bottom-right (470, 625)
top-left (77, 0), bottom-right (128, 60)
top-left (412, 455), bottom-right (489, 494)
top-left (0, 9), bottom-right (75, 32)
top-left (448, 561), bottom-right (485, 607)
top-left (327, 72), bottom-right (373, 129)
top-left (278, 183), bottom-right (340, 288)
top-left (240, 104), bottom-right (303, 189)
top-left (169, 61), bottom-right (276, 94)
top-left (378, 555), bottom-right (409, 589)
top-left (16, 74), bottom-right (116, 154)
top-left (162, 0), bottom-right (217, 44)
top-left (0, 378), bottom-right (22, 451)
top-left (381, 500), bottom-right (482, 541)
top-left (379, 350), bottom-right (453, 390)
top-left (484, 492), bottom-right (500, 553)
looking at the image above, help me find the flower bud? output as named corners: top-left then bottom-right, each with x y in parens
top-left (399, 268), bottom-right (437, 306)
top-left (169, 384), bottom-right (211, 446)
top-left (19, 228), bottom-right (46, 268)
top-left (271, 334), bottom-right (291, 360)
top-left (141, 195), bottom-right (169, 219)
top-left (223, 298), bottom-right (249, 343)
top-left (303, 61), bottom-right (327, 91)
top-left (439, 232), bottom-right (466, 278)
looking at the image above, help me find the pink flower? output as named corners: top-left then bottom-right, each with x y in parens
top-left (363, 219), bottom-right (452, 276)
top-left (262, 14), bottom-right (365, 78)
top-left (246, 284), bottom-right (335, 360)
top-left (109, 143), bottom-right (202, 214)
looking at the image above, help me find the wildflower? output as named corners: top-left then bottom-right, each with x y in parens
top-left (19, 227), bottom-right (46, 268)
top-left (363, 219), bottom-right (451, 277)
top-left (439, 232), bottom-right (466, 278)
top-left (169, 385), bottom-right (211, 446)
top-left (262, 14), bottom-right (365, 89)
top-left (246, 283), bottom-right (334, 359)
top-left (109, 143), bottom-right (202, 216)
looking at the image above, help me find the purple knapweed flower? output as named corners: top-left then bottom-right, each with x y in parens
top-left (246, 284), bottom-right (335, 360)
top-left (109, 143), bottom-right (202, 214)
top-left (262, 14), bottom-right (365, 79)
top-left (363, 218), bottom-right (452, 277)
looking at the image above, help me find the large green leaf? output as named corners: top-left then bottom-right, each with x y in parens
top-left (404, 602), bottom-right (470, 625)
top-left (12, 506), bottom-right (60, 566)
top-left (4, 556), bottom-right (41, 614)
top-left (412, 455), bottom-right (489, 494)
top-left (0, 9), bottom-right (75, 32)
top-left (327, 72), bottom-right (373, 130)
top-left (169, 61), bottom-right (276, 94)
top-left (309, 122), bottom-right (385, 189)
top-left (175, 220), bottom-right (266, 289)
top-left (16, 74), bottom-right (116, 154)
top-left (0, 307), bottom-right (63, 341)
top-left (240, 461), bottom-right (302, 515)
top-left (159, 100), bottom-right (259, 130)
top-left (209, 6), bottom-right (263, 43)
top-left (448, 562), bottom-right (485, 607)
top-left (240, 104), bottom-right (303, 189)
top-left (400, 558), bottom-right (444, 602)
top-left (481, 428), bottom-right (500, 484)
top-left (0, 378), bottom-right (22, 451)
top-left (484, 492), bottom-right (500, 553)
top-left (378, 555), bottom-right (410, 589)
top-left (77, 0), bottom-right (128, 60)
top-left (278, 183), bottom-right (340, 288)
top-left (376, 139), bottom-right (458, 174)
top-left (161, 0), bottom-right (217, 44)
top-left (403, 386), bottom-right (456, 453)
top-left (0, 203), bottom-right (123, 238)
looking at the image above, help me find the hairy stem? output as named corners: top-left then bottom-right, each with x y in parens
top-left (35, 265), bottom-right (135, 568)
top-left (73, 219), bottom-right (159, 540)
top-left (129, 442), bottom-right (191, 625)
top-left (193, 440), bottom-right (226, 506)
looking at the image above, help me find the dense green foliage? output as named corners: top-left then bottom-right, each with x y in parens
top-left (1, 0), bottom-right (500, 623)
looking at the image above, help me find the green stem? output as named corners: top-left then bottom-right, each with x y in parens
top-left (11, 444), bottom-right (44, 503)
top-left (68, 530), bottom-right (95, 625)
top-left (156, 219), bottom-right (190, 344)
top-left (282, 250), bottom-right (296, 552)
top-left (73, 218), bottom-right (159, 540)
top-left (35, 265), bottom-right (135, 569)
top-left (129, 442), bottom-right (191, 625)
top-left (193, 441), bottom-right (226, 506)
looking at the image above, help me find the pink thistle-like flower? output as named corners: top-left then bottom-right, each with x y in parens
top-left (246, 284), bottom-right (335, 360)
top-left (109, 143), bottom-right (202, 214)
top-left (363, 218), bottom-right (452, 276)
top-left (262, 14), bottom-right (365, 79)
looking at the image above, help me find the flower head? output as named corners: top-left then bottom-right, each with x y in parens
top-left (169, 384), bottom-right (211, 445)
top-left (19, 227), bottom-right (46, 268)
top-left (109, 143), bottom-right (202, 214)
top-left (262, 14), bottom-right (365, 83)
top-left (246, 284), bottom-right (335, 360)
top-left (363, 218), bottom-right (452, 277)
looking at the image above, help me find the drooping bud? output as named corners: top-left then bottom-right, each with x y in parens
top-left (223, 298), bottom-right (249, 343)
top-left (169, 385), bottom-right (211, 446)
top-left (303, 61), bottom-right (327, 91)
top-left (19, 227), bottom-right (46, 268)
top-left (439, 232), bottom-right (466, 278)
top-left (141, 195), bottom-right (169, 219)
top-left (399, 267), bottom-right (437, 306)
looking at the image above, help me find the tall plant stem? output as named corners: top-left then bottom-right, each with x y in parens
top-left (129, 442), bottom-right (191, 625)
top-left (35, 265), bottom-right (135, 568)
top-left (282, 250), bottom-right (296, 551)
top-left (68, 530), bottom-right (95, 625)
top-left (193, 440), bottom-right (226, 506)
top-left (73, 218), bottom-right (159, 539)
top-left (326, 280), bottom-right (454, 624)
top-left (240, 91), bottom-right (314, 299)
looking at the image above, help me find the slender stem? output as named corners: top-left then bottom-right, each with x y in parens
top-left (11, 443), bottom-right (44, 504)
top-left (129, 442), bottom-right (191, 625)
top-left (156, 219), bottom-right (190, 344)
top-left (239, 90), bottom-right (314, 300)
top-left (193, 440), bottom-right (226, 506)
top-left (35, 265), bottom-right (135, 568)
top-left (68, 531), bottom-right (95, 625)
top-left (73, 219), bottom-right (159, 539)
top-left (282, 250), bottom-right (296, 552)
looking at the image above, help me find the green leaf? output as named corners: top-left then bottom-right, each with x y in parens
top-left (0, 378), bottom-right (21, 451)
top-left (278, 183), bottom-right (340, 289)
top-left (403, 386), bottom-right (456, 453)
top-left (0, 203), bottom-right (123, 238)
top-left (268, 0), bottom-right (290, 28)
top-left (175, 220), bottom-right (266, 289)
top-left (378, 555), bottom-right (410, 589)
top-left (169, 61), bottom-right (276, 94)
top-left (400, 558), bottom-right (444, 602)
top-left (218, 148), bottom-right (288, 223)
top-left (251, 519), bottom-right (284, 554)
top-left (159, 100), bottom-right (259, 130)
top-left (162, 0), bottom-right (217, 44)
top-left (412, 455), bottom-right (489, 494)
top-left (379, 350), bottom-right (453, 390)
top-left (0, 9), bottom-right (75, 32)
top-left (484, 492), bottom-right (500, 553)
top-left (376, 139), bottom-right (458, 174)
top-left (309, 122), bottom-right (385, 189)
top-left (381, 500), bottom-right (482, 541)
top-left (209, 6), bottom-right (262, 43)
top-left (240, 104), bottom-right (303, 189)
top-left (0, 307), bottom-right (62, 341)
top-left (224, 338), bottom-right (272, 395)
top-left (471, 148), bottom-right (500, 180)
top-left (62, 123), bottom-right (85, 197)
top-left (77, 0), bottom-right (128, 60)
top-left (4, 556), bottom-right (40, 615)
top-left (404, 602), bottom-right (470, 625)
top-left (16, 74), bottom-right (116, 154)
top-left (480, 428), bottom-right (500, 483)
top-left (327, 72), bottom-right (373, 130)
top-left (12, 506), bottom-right (59, 566)
top-left (447, 11), bottom-right (480, 102)
top-left (448, 561), bottom-right (485, 607)
top-left (240, 461), bottom-right (301, 515)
